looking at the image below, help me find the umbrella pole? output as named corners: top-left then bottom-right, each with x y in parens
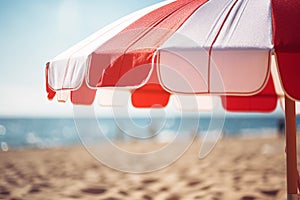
top-left (285, 95), bottom-right (298, 200)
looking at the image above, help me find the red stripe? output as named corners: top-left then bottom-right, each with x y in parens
top-left (275, 52), bottom-right (300, 100)
top-left (221, 75), bottom-right (277, 112)
top-left (272, 0), bottom-right (300, 100)
top-left (131, 59), bottom-right (171, 108)
top-left (71, 80), bottom-right (96, 105)
top-left (272, 0), bottom-right (300, 52)
top-left (88, 0), bottom-right (208, 88)
top-left (45, 63), bottom-right (56, 100)
top-left (131, 83), bottom-right (170, 108)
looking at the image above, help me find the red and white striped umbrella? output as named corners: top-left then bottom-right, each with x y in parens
top-left (46, 0), bottom-right (300, 109)
top-left (45, 0), bottom-right (300, 198)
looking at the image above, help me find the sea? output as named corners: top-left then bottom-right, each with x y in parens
top-left (0, 115), bottom-right (299, 150)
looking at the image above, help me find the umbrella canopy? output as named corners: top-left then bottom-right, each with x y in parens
top-left (46, 0), bottom-right (300, 112)
top-left (45, 0), bottom-right (300, 198)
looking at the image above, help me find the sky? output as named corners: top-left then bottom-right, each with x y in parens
top-left (0, 0), bottom-right (165, 117)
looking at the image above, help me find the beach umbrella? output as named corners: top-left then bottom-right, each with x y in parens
top-left (45, 0), bottom-right (300, 198)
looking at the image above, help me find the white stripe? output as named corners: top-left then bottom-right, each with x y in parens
top-left (158, 0), bottom-right (273, 95)
top-left (57, 90), bottom-right (70, 102)
top-left (271, 55), bottom-right (284, 96)
top-left (171, 94), bottom-right (213, 111)
top-left (213, 0), bottom-right (273, 49)
top-left (97, 88), bottom-right (131, 107)
top-left (160, 0), bottom-right (272, 49)
top-left (160, 0), bottom-right (237, 49)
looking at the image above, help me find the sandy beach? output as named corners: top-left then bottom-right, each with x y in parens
top-left (0, 136), bottom-right (288, 200)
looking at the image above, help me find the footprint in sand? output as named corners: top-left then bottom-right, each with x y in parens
top-left (135, 186), bottom-right (145, 191)
top-left (166, 194), bottom-right (181, 200)
top-left (200, 185), bottom-right (212, 190)
top-left (142, 178), bottom-right (158, 184)
top-left (214, 191), bottom-right (223, 197)
top-left (233, 175), bottom-right (241, 182)
top-left (160, 187), bottom-right (169, 192)
top-left (143, 194), bottom-right (153, 200)
top-left (28, 187), bottom-right (40, 194)
top-left (5, 177), bottom-right (18, 185)
top-left (68, 194), bottom-right (82, 199)
top-left (10, 198), bottom-right (23, 200)
top-left (187, 180), bottom-right (202, 187)
top-left (81, 187), bottom-right (107, 195)
top-left (240, 196), bottom-right (256, 200)
top-left (259, 189), bottom-right (279, 196)
top-left (234, 186), bottom-right (241, 191)
top-left (37, 182), bottom-right (51, 188)
top-left (28, 183), bottom-right (51, 194)
top-left (102, 197), bottom-right (120, 200)
top-left (194, 195), bottom-right (203, 199)
top-left (118, 190), bottom-right (129, 196)
top-left (0, 185), bottom-right (10, 195)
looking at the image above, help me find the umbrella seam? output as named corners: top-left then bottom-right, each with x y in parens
top-left (208, 0), bottom-right (239, 93)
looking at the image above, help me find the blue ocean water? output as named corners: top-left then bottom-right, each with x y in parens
top-left (0, 116), bottom-right (299, 149)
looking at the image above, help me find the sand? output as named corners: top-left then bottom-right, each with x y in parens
top-left (0, 136), bottom-right (289, 200)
